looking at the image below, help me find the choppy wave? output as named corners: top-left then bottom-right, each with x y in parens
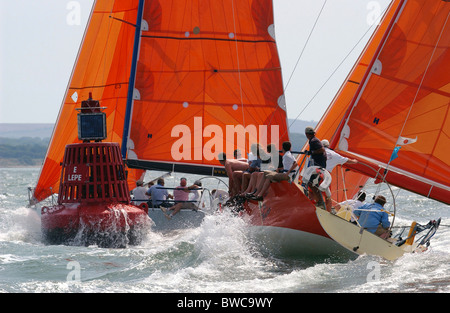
top-left (0, 168), bottom-right (449, 293)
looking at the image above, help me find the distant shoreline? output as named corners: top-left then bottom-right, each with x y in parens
top-left (0, 166), bottom-right (41, 169)
top-left (0, 120), bottom-right (315, 168)
top-left (0, 158), bottom-right (43, 168)
top-left (0, 123), bottom-right (53, 139)
top-left (0, 119), bottom-right (317, 139)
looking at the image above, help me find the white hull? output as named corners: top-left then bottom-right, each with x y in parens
top-left (315, 208), bottom-right (417, 261)
top-left (148, 208), bottom-right (206, 231)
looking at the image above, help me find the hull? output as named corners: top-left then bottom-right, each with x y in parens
top-left (243, 181), bottom-right (355, 258)
top-left (316, 207), bottom-right (414, 261)
top-left (41, 202), bottom-right (152, 247)
top-left (148, 208), bottom-right (206, 232)
top-left (247, 225), bottom-right (357, 260)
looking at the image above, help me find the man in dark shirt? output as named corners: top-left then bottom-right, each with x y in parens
top-left (305, 126), bottom-right (327, 168)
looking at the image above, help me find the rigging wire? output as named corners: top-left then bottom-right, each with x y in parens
top-left (263, 0), bottom-right (328, 131)
top-left (282, 3), bottom-right (390, 137)
top-left (350, 161), bottom-right (398, 229)
top-left (283, 0), bottom-right (328, 92)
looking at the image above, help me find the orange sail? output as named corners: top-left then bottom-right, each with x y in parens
top-left (33, 1), bottom-right (141, 202)
top-left (124, 0), bottom-right (289, 174)
top-left (310, 0), bottom-right (404, 202)
top-left (333, 0), bottom-right (450, 204)
top-left (33, 0), bottom-right (289, 202)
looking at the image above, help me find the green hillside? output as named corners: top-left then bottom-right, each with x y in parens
top-left (0, 137), bottom-right (48, 167)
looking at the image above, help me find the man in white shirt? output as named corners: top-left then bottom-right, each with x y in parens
top-left (131, 180), bottom-right (149, 205)
top-left (321, 139), bottom-right (357, 172)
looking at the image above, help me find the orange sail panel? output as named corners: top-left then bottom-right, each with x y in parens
top-left (311, 0), bottom-right (404, 202)
top-left (125, 0), bottom-right (289, 170)
top-left (33, 1), bottom-right (141, 202)
top-left (336, 0), bottom-right (450, 203)
top-left (317, 0), bottom-right (403, 147)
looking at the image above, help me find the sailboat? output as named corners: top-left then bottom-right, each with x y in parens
top-left (31, 0), bottom-right (448, 258)
top-left (228, 0), bottom-right (447, 260)
top-left (310, 0), bottom-right (449, 260)
top-left (32, 0), bottom-right (290, 241)
top-left (244, 0), bottom-right (448, 260)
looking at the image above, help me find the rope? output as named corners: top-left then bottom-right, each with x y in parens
top-left (283, 0), bottom-right (328, 91)
top-left (282, 4), bottom-right (390, 137)
top-left (340, 166), bottom-right (348, 201)
top-left (230, 0), bottom-right (245, 127)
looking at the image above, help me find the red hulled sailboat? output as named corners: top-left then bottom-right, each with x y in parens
top-left (31, 0), bottom-right (448, 257)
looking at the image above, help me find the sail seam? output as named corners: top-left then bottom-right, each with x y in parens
top-left (69, 82), bottom-right (129, 90)
top-left (109, 16), bottom-right (137, 28)
top-left (141, 35), bottom-right (274, 44)
top-left (389, 4), bottom-right (450, 179)
top-left (345, 151), bottom-right (450, 192)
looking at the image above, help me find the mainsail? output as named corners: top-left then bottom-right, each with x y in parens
top-left (328, 0), bottom-right (450, 204)
top-left (123, 0), bottom-right (289, 175)
top-left (33, 0), bottom-right (289, 202)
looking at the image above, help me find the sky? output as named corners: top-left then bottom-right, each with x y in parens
top-left (0, 0), bottom-right (391, 124)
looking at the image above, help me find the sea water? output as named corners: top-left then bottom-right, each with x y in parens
top-left (0, 167), bottom-right (449, 293)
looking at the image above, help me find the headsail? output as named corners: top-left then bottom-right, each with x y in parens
top-left (333, 0), bottom-right (450, 204)
top-left (123, 0), bottom-right (289, 174)
top-left (312, 0), bottom-right (404, 202)
top-left (33, 1), bottom-right (142, 202)
top-left (33, 0), bottom-right (289, 202)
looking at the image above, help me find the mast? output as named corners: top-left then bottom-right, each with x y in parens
top-left (121, 0), bottom-right (145, 160)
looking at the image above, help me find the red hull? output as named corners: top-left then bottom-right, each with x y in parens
top-left (41, 202), bottom-right (151, 247)
top-left (244, 181), bottom-right (328, 238)
top-left (240, 182), bottom-right (359, 259)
